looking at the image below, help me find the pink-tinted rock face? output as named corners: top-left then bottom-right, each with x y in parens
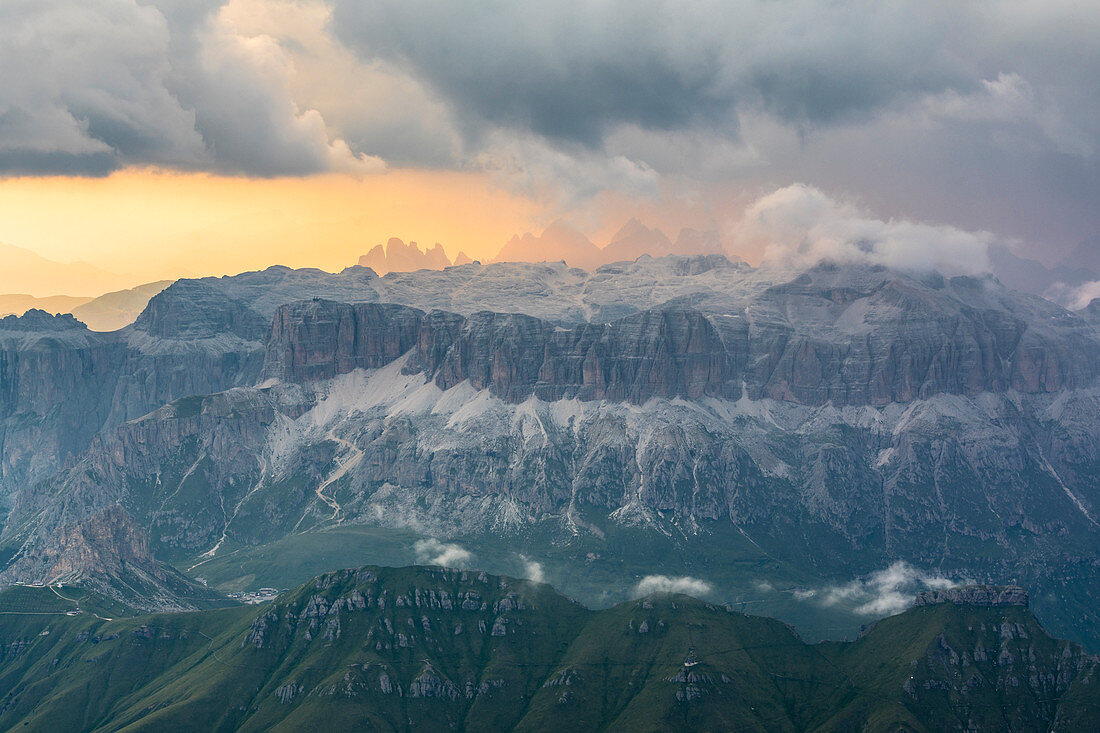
top-left (263, 275), bottom-right (1100, 408)
top-left (358, 239), bottom-right (452, 275)
top-left (265, 301), bottom-right (735, 402)
top-left (264, 301), bottom-right (424, 383)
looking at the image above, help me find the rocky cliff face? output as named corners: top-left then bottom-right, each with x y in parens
top-left (0, 313), bottom-right (122, 514)
top-left (0, 565), bottom-right (1095, 732)
top-left (265, 301), bottom-right (732, 403)
top-left (7, 342), bottom-right (1100, 636)
top-left (264, 301), bottom-right (424, 383)
top-left (263, 266), bottom-right (1100, 407)
top-left (915, 585), bottom-right (1029, 608)
top-left (0, 277), bottom-right (284, 513)
top-left (4, 257), bottom-right (1100, 644)
top-left (3, 257), bottom-right (757, 506)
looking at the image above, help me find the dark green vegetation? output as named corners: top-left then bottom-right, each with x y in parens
top-left (186, 522), bottom-right (870, 643)
top-left (0, 566), bottom-right (1096, 732)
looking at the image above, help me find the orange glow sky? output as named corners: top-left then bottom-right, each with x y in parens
top-left (0, 168), bottom-right (552, 283)
top-left (0, 167), bottom-right (753, 289)
top-left (2, 0), bottom-right (1097, 297)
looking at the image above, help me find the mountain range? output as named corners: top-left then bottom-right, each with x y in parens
top-left (0, 243), bottom-right (138, 298)
top-left (0, 566), bottom-right (1096, 731)
top-left (359, 238), bottom-right (472, 275)
top-left (493, 219), bottom-right (727, 271)
top-left (357, 220), bottom-right (728, 276)
top-left (1, 254), bottom-right (1099, 655)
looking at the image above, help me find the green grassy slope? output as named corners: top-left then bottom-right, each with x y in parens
top-left (0, 569), bottom-right (1096, 732)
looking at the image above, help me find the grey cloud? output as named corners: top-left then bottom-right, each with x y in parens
top-left (738, 183), bottom-right (994, 276)
top-left (0, 0), bottom-right (206, 174)
top-left (331, 1), bottom-right (734, 147)
top-left (328, 0), bottom-right (988, 147)
top-left (323, 0), bottom-right (1100, 247)
top-left (0, 0), bottom-right (377, 176)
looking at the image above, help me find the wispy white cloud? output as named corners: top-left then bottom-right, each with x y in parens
top-left (814, 561), bottom-right (965, 616)
top-left (520, 556), bottom-right (546, 584)
top-left (413, 538), bottom-right (472, 568)
top-left (737, 183), bottom-right (993, 276)
top-left (634, 574), bottom-right (712, 597)
top-left (1045, 280), bottom-right (1100, 311)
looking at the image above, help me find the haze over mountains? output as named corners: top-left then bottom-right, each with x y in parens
top-left (0, 281), bottom-right (173, 332)
top-left (0, 219), bottom-right (721, 328)
top-left (358, 219), bottom-right (730, 276)
top-left (7, 218), bottom-right (1100, 330)
top-left (0, 243), bottom-right (138, 298)
top-left (1, 253), bottom-right (1099, 656)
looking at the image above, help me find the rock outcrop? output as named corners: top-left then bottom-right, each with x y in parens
top-left (5, 257), bottom-right (1100, 636)
top-left (915, 585), bottom-right (1030, 608)
top-left (264, 301), bottom-right (424, 383)
top-left (262, 266), bottom-right (1100, 407)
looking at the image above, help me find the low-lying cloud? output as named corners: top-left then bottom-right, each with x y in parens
top-left (741, 184), bottom-right (993, 276)
top-left (413, 538), bottom-right (472, 568)
top-left (815, 561), bottom-right (964, 616)
top-left (634, 575), bottom-right (712, 597)
top-left (1045, 280), bottom-right (1100, 311)
top-left (520, 556), bottom-right (546, 584)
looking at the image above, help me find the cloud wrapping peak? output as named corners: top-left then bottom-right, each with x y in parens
top-left (742, 184), bottom-right (993, 276)
top-left (413, 538), bottom-right (472, 568)
top-left (2, 0), bottom-right (1098, 254)
top-left (634, 575), bottom-right (712, 597)
top-left (819, 561), bottom-right (964, 616)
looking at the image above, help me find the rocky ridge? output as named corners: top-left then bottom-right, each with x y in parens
top-left (3, 255), bottom-right (1100, 644)
top-left (0, 565), bottom-right (1096, 731)
top-left (916, 585), bottom-right (1030, 608)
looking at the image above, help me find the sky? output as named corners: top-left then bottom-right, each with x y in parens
top-left (1, 0), bottom-right (1098, 285)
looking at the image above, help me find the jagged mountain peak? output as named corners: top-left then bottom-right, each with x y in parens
top-left (0, 309), bottom-right (87, 332)
top-left (5, 256), bottom-right (1100, 651)
top-left (358, 238), bottom-right (453, 275)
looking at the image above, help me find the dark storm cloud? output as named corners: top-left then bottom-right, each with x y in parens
top-left (2, 0), bottom-right (1098, 259)
top-left (0, 0), bottom-right (205, 175)
top-left (328, 0), bottom-right (977, 145)
top-left (323, 0), bottom-right (1100, 254)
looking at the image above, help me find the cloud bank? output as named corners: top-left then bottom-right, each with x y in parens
top-left (2, 0), bottom-right (1098, 258)
top-left (740, 184), bottom-right (993, 276)
top-left (634, 575), bottom-right (713, 597)
top-left (815, 562), bottom-right (964, 616)
top-left (413, 538), bottom-right (472, 568)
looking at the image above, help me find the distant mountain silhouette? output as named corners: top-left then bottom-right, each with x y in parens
top-left (492, 219), bottom-right (732, 269)
top-left (0, 242), bottom-right (134, 297)
top-left (493, 220), bottom-right (605, 270)
top-left (358, 238), bottom-right (452, 274)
